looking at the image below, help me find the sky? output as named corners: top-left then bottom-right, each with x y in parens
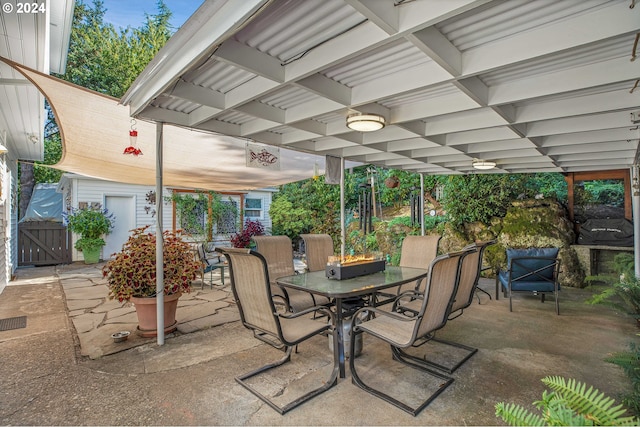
top-left (101, 0), bottom-right (204, 31)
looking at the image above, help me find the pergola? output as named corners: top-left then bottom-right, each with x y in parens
top-left (116, 0), bottom-right (640, 343)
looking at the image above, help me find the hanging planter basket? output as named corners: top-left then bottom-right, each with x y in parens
top-left (384, 176), bottom-right (400, 188)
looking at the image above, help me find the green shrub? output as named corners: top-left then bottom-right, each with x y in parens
top-left (585, 180), bottom-right (625, 206)
top-left (387, 216), bottom-right (414, 228)
top-left (441, 174), bottom-right (528, 227)
top-left (389, 251), bottom-right (402, 266)
top-left (365, 233), bottom-right (378, 250)
top-left (64, 207), bottom-right (115, 251)
top-left (269, 196), bottom-right (312, 240)
top-left (423, 215), bottom-right (446, 230)
top-left (587, 254), bottom-right (640, 320)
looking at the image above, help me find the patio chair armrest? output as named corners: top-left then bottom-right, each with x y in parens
top-left (351, 306), bottom-right (415, 328)
top-left (279, 304), bottom-right (335, 323)
top-left (272, 294), bottom-right (293, 313)
top-left (392, 290), bottom-right (424, 312)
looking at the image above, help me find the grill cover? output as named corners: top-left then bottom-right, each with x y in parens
top-left (578, 219), bottom-right (634, 247)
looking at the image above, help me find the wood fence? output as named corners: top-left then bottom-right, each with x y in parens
top-left (18, 222), bottom-right (72, 266)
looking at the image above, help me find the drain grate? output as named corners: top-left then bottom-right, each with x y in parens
top-left (0, 316), bottom-right (27, 331)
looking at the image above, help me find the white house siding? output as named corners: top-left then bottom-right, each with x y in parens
top-left (60, 175), bottom-right (173, 262)
top-left (0, 156), bottom-right (10, 293)
top-left (243, 189), bottom-right (275, 232)
top-left (0, 154), bottom-right (22, 293)
top-left (8, 160), bottom-right (18, 284)
top-left (3, 160), bottom-right (20, 288)
top-left (60, 175), bottom-right (278, 260)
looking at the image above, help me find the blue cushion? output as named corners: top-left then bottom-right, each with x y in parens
top-left (506, 248), bottom-right (558, 281)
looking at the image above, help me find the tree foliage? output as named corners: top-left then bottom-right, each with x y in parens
top-left (440, 173), bottom-right (568, 227)
top-left (57, 0), bottom-right (172, 98)
top-left (441, 174), bottom-right (529, 227)
top-left (269, 197), bottom-right (312, 239)
top-left (271, 167), bottom-right (571, 246)
top-left (377, 169), bottom-right (444, 208)
top-left (576, 180), bottom-right (625, 207)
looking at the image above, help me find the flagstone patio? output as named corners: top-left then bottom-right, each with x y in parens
top-left (59, 262), bottom-right (239, 359)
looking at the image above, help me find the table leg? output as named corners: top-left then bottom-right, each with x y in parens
top-left (335, 298), bottom-right (345, 378)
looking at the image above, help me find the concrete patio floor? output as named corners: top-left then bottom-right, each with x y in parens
top-left (0, 261), bottom-right (636, 425)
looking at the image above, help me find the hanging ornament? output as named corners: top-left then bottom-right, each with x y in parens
top-left (123, 119), bottom-right (143, 156)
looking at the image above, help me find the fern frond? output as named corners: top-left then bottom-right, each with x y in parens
top-left (496, 402), bottom-right (545, 426)
top-left (544, 400), bottom-right (594, 426)
top-left (605, 343), bottom-right (640, 377)
top-left (534, 390), bottom-right (558, 411)
top-left (542, 376), bottom-right (638, 425)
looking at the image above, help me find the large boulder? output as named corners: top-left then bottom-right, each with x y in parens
top-left (439, 223), bottom-right (469, 253)
top-left (366, 198), bottom-right (586, 288)
top-left (494, 198), bottom-right (584, 288)
top-left (436, 198), bottom-right (585, 287)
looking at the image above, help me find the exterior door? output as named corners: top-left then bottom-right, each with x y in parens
top-left (104, 196), bottom-right (135, 259)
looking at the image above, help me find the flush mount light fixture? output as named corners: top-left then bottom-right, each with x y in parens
top-left (472, 159), bottom-right (497, 170)
top-left (346, 113), bottom-right (386, 132)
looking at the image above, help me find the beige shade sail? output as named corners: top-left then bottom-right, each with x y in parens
top-left (1, 57), bottom-right (334, 191)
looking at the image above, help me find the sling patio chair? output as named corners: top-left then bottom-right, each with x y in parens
top-left (300, 233), bottom-right (334, 272)
top-left (396, 234), bottom-right (442, 294)
top-left (299, 233), bottom-right (334, 306)
top-left (394, 241), bottom-right (495, 374)
top-left (496, 247), bottom-right (561, 315)
top-left (374, 234), bottom-right (441, 307)
top-left (348, 250), bottom-right (468, 416)
top-left (252, 235), bottom-right (325, 312)
top-left (216, 247), bottom-right (339, 415)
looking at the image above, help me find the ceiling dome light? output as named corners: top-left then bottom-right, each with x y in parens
top-left (346, 113), bottom-right (386, 132)
top-left (472, 159), bottom-right (496, 170)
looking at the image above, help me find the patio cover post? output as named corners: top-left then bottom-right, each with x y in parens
top-left (420, 173), bottom-right (425, 236)
top-left (156, 122), bottom-right (165, 345)
top-left (340, 157), bottom-right (345, 258)
top-left (633, 166), bottom-right (640, 278)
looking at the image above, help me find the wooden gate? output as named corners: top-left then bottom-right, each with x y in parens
top-left (18, 222), bottom-right (72, 266)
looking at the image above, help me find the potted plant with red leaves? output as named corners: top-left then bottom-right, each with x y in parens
top-left (102, 226), bottom-right (200, 337)
top-left (230, 219), bottom-right (265, 248)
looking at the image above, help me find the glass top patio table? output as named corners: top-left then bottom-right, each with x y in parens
top-left (276, 265), bottom-right (430, 378)
top-left (276, 266), bottom-right (429, 298)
